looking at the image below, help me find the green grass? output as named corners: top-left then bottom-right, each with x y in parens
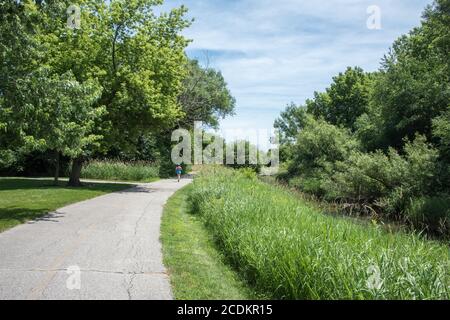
top-left (188, 167), bottom-right (450, 300)
top-left (81, 160), bottom-right (160, 182)
top-left (161, 184), bottom-right (258, 300)
top-left (0, 178), bottom-right (132, 233)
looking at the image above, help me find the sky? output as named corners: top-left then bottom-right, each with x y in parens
top-left (159, 0), bottom-right (432, 146)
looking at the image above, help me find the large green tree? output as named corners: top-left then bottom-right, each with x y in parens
top-left (0, 0), bottom-right (191, 185)
top-left (306, 67), bottom-right (372, 131)
top-left (369, 0), bottom-right (450, 149)
top-left (14, 69), bottom-right (104, 183)
top-left (273, 103), bottom-right (308, 161)
top-left (275, 67), bottom-right (372, 162)
top-left (274, 103), bottom-right (307, 144)
top-left (0, 0), bottom-right (42, 168)
top-left (177, 59), bottom-right (236, 129)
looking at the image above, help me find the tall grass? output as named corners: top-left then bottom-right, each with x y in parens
top-left (81, 160), bottom-right (159, 182)
top-left (188, 167), bottom-right (449, 300)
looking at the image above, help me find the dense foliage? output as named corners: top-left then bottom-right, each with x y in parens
top-left (275, 0), bottom-right (450, 236)
top-left (189, 167), bottom-right (449, 299)
top-left (0, 0), bottom-right (235, 182)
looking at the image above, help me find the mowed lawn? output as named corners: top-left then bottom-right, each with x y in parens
top-left (161, 184), bottom-right (259, 300)
top-left (0, 178), bottom-right (132, 233)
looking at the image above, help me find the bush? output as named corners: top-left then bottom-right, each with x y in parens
top-left (406, 196), bottom-right (450, 235)
top-left (327, 149), bottom-right (404, 202)
top-left (329, 136), bottom-right (439, 210)
top-left (290, 116), bottom-right (360, 171)
top-left (433, 107), bottom-right (450, 191)
top-left (189, 167), bottom-right (449, 299)
top-left (433, 106), bottom-right (450, 161)
top-left (324, 136), bottom-right (448, 235)
top-left (81, 160), bottom-right (159, 182)
top-left (282, 114), bottom-right (447, 235)
top-left (288, 173), bottom-right (325, 196)
top-left (0, 150), bottom-right (16, 169)
top-left (0, 150), bottom-right (71, 178)
top-left (287, 116), bottom-right (360, 195)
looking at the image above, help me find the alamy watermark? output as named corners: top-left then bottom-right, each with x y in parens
top-left (66, 265), bottom-right (81, 290)
top-left (171, 122), bottom-right (280, 174)
top-left (366, 264), bottom-right (383, 290)
top-left (67, 5), bottom-right (81, 29)
top-left (367, 5), bottom-right (382, 30)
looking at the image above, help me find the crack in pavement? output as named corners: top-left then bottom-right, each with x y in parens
top-left (0, 268), bottom-right (169, 276)
top-left (125, 273), bottom-right (137, 300)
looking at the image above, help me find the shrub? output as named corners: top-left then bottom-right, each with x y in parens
top-left (81, 160), bottom-right (159, 182)
top-left (0, 150), bottom-right (15, 169)
top-left (287, 116), bottom-right (360, 194)
top-left (433, 106), bottom-right (450, 161)
top-left (288, 172), bottom-right (326, 196)
top-left (433, 107), bottom-right (450, 191)
top-left (326, 136), bottom-right (446, 233)
top-left (406, 196), bottom-right (450, 235)
top-left (189, 167), bottom-right (449, 299)
top-left (326, 149), bottom-right (404, 202)
top-left (330, 136), bottom-right (437, 203)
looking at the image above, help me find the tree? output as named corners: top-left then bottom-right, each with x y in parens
top-left (274, 103), bottom-right (308, 162)
top-left (287, 116), bottom-right (360, 195)
top-left (0, 0), bottom-right (42, 168)
top-left (0, 0), bottom-right (191, 186)
top-left (14, 69), bottom-right (104, 184)
top-left (274, 103), bottom-right (308, 144)
top-left (306, 67), bottom-right (372, 131)
top-left (370, 0), bottom-right (450, 149)
top-left (177, 59), bottom-right (236, 129)
top-left (272, 0), bottom-right (449, 234)
top-left (59, 0), bottom-right (191, 185)
top-left (433, 106), bottom-right (450, 161)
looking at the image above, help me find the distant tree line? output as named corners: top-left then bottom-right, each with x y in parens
top-left (275, 0), bottom-right (450, 236)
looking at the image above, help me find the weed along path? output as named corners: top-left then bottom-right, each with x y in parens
top-left (0, 178), bottom-right (191, 300)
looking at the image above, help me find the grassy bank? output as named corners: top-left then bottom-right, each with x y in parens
top-left (0, 178), bottom-right (131, 232)
top-left (161, 184), bottom-right (257, 300)
top-left (81, 160), bottom-right (159, 182)
top-left (188, 167), bottom-right (449, 300)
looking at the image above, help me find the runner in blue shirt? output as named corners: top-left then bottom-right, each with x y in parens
top-left (175, 165), bottom-right (183, 182)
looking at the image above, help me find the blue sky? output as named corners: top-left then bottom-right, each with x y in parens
top-left (160, 0), bottom-right (431, 142)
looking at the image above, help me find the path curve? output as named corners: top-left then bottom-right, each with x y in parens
top-left (0, 178), bottom-right (191, 300)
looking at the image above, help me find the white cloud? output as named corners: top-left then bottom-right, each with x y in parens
top-left (160, 0), bottom-right (431, 144)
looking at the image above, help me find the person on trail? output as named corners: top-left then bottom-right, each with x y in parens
top-left (175, 165), bottom-right (183, 182)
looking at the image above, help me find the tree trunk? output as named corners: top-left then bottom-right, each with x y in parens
top-left (54, 150), bottom-right (60, 185)
top-left (68, 157), bottom-right (84, 187)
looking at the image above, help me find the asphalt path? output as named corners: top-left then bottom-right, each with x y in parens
top-left (0, 178), bottom-right (191, 300)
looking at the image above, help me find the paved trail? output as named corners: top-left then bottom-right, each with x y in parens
top-left (0, 178), bottom-right (191, 300)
